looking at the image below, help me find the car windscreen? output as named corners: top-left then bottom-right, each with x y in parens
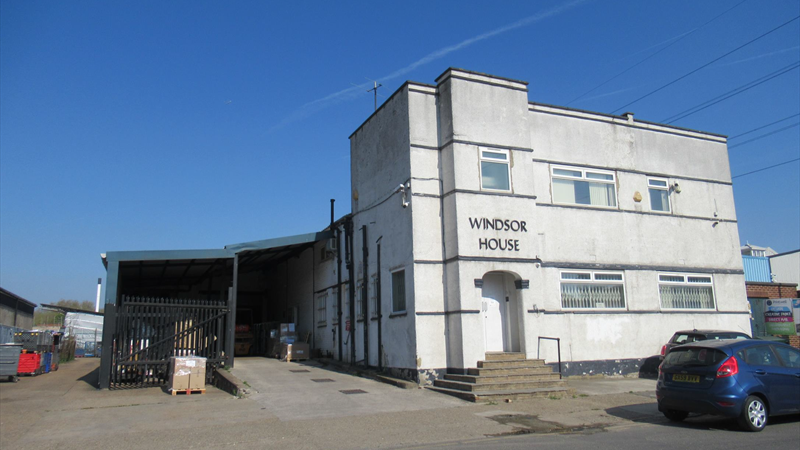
top-left (712, 333), bottom-right (749, 340)
top-left (663, 347), bottom-right (728, 367)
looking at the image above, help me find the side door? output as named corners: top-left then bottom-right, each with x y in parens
top-left (771, 344), bottom-right (800, 414)
top-left (739, 344), bottom-right (787, 412)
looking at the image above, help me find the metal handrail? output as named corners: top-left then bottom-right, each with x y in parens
top-left (537, 336), bottom-right (562, 379)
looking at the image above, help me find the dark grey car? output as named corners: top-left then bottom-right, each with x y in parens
top-left (660, 329), bottom-right (751, 360)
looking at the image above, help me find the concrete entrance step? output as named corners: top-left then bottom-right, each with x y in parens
top-left (444, 372), bottom-right (561, 384)
top-left (477, 359), bottom-right (546, 369)
top-left (427, 385), bottom-right (572, 403)
top-left (467, 366), bottom-right (555, 376)
top-left (484, 352), bottom-right (525, 361)
top-left (433, 378), bottom-right (567, 392)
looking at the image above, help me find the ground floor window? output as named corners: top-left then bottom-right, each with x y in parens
top-left (560, 271), bottom-right (626, 309)
top-left (317, 293), bottom-right (327, 325)
top-left (391, 269), bottom-right (406, 313)
top-left (332, 288), bottom-right (339, 324)
top-left (356, 278), bottom-right (364, 320)
top-left (658, 273), bottom-right (715, 309)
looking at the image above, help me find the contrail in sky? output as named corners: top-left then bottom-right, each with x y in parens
top-left (268, 0), bottom-right (589, 132)
top-left (719, 46), bottom-right (800, 66)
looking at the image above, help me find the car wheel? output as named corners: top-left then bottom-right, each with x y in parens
top-left (738, 395), bottom-right (767, 432)
top-left (663, 409), bottom-right (689, 422)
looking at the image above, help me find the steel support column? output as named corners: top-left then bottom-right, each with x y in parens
top-left (225, 254), bottom-right (239, 368)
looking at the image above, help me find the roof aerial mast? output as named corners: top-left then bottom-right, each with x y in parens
top-left (367, 80), bottom-right (382, 111)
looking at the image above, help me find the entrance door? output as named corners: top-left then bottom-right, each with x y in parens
top-left (481, 272), bottom-right (522, 353)
top-left (482, 297), bottom-right (503, 352)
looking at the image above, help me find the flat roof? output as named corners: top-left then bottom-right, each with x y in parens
top-left (103, 230), bottom-right (334, 266)
top-left (0, 287), bottom-right (37, 309)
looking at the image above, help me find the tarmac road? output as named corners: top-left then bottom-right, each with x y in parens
top-left (1, 358), bottom-right (797, 450)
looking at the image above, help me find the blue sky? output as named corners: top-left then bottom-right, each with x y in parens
top-left (1, 0), bottom-right (798, 305)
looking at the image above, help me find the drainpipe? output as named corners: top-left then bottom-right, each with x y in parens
top-left (361, 225), bottom-right (369, 367)
top-left (346, 218), bottom-right (356, 365)
top-left (376, 236), bottom-right (383, 371)
top-left (336, 226), bottom-right (343, 362)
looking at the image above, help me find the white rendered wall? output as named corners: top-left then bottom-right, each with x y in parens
top-left (348, 68), bottom-right (750, 379)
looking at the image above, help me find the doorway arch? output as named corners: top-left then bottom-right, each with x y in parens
top-left (480, 271), bottom-right (521, 353)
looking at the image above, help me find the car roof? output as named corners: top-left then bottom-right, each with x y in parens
top-left (673, 339), bottom-right (787, 351)
top-left (673, 330), bottom-right (749, 335)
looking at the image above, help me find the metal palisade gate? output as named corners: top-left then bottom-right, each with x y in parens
top-left (107, 295), bottom-right (228, 388)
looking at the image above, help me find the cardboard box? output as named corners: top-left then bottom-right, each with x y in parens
top-left (280, 342), bottom-right (309, 362)
top-left (169, 356), bottom-right (207, 391)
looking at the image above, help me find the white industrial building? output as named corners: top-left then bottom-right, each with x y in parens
top-left (100, 68), bottom-right (750, 388)
top-left (300, 68), bottom-right (750, 381)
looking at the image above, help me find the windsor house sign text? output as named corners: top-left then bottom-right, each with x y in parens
top-left (468, 217), bottom-right (527, 251)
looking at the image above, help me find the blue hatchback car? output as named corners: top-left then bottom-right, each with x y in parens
top-left (656, 339), bottom-right (800, 431)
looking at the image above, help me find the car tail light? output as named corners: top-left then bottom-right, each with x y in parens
top-left (716, 356), bottom-right (738, 378)
top-left (660, 345), bottom-right (666, 356)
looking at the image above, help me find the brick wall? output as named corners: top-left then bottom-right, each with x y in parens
top-left (789, 335), bottom-right (800, 350)
top-left (745, 282), bottom-right (799, 299)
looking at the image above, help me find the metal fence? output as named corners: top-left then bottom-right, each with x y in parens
top-left (105, 296), bottom-right (229, 389)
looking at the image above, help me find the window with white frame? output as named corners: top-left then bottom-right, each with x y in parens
top-left (317, 293), bottom-right (327, 325)
top-left (658, 273), bottom-right (715, 309)
top-left (560, 271), bottom-right (626, 309)
top-left (480, 149), bottom-right (511, 191)
top-left (552, 166), bottom-right (617, 207)
top-left (356, 278), bottom-right (364, 320)
top-left (648, 177), bottom-right (670, 212)
top-left (391, 269), bottom-right (406, 313)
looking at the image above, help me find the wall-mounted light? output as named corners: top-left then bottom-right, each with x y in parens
top-left (395, 182), bottom-right (410, 208)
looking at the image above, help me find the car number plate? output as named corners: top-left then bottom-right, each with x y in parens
top-left (672, 374), bottom-right (700, 383)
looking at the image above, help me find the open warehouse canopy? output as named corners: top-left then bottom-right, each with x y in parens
top-left (98, 230), bottom-right (333, 389)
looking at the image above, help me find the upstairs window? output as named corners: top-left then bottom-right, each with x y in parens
top-left (480, 149), bottom-right (511, 191)
top-left (560, 271), bottom-right (626, 309)
top-left (658, 273), bottom-right (715, 310)
top-left (552, 166), bottom-right (617, 207)
top-left (648, 177), bottom-right (670, 212)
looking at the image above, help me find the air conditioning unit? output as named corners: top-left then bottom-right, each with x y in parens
top-left (325, 238), bottom-right (338, 254)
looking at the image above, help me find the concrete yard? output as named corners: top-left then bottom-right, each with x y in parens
top-left (1, 357), bottom-right (795, 450)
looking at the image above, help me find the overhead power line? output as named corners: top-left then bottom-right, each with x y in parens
top-left (661, 61), bottom-right (800, 124)
top-left (566, 0), bottom-right (748, 106)
top-left (611, 15), bottom-right (800, 114)
top-left (728, 122), bottom-right (800, 149)
top-left (732, 158), bottom-right (800, 179)
top-left (729, 113), bottom-right (800, 139)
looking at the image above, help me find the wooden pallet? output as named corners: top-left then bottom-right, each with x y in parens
top-left (170, 388), bottom-right (206, 396)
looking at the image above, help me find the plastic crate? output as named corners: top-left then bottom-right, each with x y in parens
top-left (13, 332), bottom-right (41, 351)
top-left (42, 353), bottom-right (52, 373)
top-left (18, 353), bottom-right (41, 375)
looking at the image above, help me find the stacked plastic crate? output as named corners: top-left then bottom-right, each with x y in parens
top-left (14, 332), bottom-right (42, 375)
top-left (14, 331), bottom-right (55, 376)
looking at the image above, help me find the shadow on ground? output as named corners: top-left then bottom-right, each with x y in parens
top-left (607, 403), bottom-right (800, 432)
top-left (77, 364), bottom-right (99, 388)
